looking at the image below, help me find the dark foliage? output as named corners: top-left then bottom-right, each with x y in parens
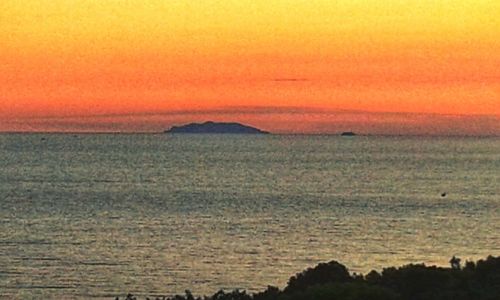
top-left (116, 256), bottom-right (500, 300)
top-left (284, 261), bottom-right (351, 293)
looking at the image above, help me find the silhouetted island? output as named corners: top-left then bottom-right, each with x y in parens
top-left (341, 131), bottom-right (356, 136)
top-left (165, 122), bottom-right (270, 134)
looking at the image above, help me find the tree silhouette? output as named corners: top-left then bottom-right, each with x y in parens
top-left (450, 256), bottom-right (461, 270)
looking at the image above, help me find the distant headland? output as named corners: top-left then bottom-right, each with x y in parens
top-left (165, 121), bottom-right (270, 134)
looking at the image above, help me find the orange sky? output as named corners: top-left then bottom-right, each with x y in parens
top-left (1, 0), bottom-right (499, 134)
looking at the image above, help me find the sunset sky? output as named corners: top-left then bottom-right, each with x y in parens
top-left (1, 0), bottom-right (499, 134)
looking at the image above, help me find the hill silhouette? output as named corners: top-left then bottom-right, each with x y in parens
top-left (117, 255), bottom-right (500, 300)
top-left (165, 122), bottom-right (269, 134)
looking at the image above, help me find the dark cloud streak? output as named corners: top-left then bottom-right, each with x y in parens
top-left (15, 105), bottom-right (499, 121)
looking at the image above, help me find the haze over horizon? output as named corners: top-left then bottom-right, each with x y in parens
top-left (1, 0), bottom-right (499, 135)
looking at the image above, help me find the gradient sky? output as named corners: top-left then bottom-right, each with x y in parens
top-left (1, 0), bottom-right (499, 134)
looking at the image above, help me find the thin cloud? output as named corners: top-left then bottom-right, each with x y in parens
top-left (272, 78), bottom-right (309, 82)
top-left (14, 106), bottom-right (330, 120)
top-left (17, 105), bottom-right (499, 121)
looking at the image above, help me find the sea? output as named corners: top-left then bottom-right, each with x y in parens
top-left (0, 133), bottom-right (499, 299)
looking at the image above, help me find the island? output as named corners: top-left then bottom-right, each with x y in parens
top-left (165, 121), bottom-right (270, 134)
top-left (341, 131), bottom-right (356, 136)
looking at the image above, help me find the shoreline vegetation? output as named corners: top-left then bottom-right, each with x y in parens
top-left (117, 255), bottom-right (500, 300)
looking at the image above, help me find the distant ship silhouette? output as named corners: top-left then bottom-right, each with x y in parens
top-left (165, 121), bottom-right (270, 134)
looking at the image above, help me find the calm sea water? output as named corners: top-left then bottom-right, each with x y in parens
top-left (0, 134), bottom-right (499, 298)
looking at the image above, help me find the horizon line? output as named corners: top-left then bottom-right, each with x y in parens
top-left (1, 130), bottom-right (499, 138)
